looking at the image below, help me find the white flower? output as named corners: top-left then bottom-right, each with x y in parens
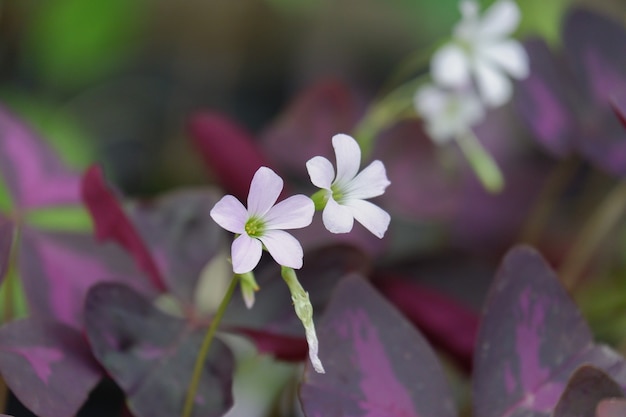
top-left (415, 83), bottom-right (485, 143)
top-left (210, 167), bottom-right (314, 274)
top-left (431, 0), bottom-right (529, 107)
top-left (306, 134), bottom-right (391, 238)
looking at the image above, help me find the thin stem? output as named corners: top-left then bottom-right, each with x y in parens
top-left (455, 129), bottom-right (504, 193)
top-left (559, 180), bottom-right (626, 290)
top-left (181, 274), bottom-right (239, 417)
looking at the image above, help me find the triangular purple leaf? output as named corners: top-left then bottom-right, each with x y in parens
top-left (596, 398), bottom-right (626, 417)
top-left (0, 214), bottom-right (14, 285)
top-left (473, 246), bottom-right (626, 417)
top-left (300, 275), bottom-right (457, 417)
top-left (128, 188), bottom-right (223, 305)
top-left (552, 365), bottom-right (624, 417)
top-left (84, 283), bottom-right (234, 417)
top-left (0, 105), bottom-right (80, 209)
top-left (0, 318), bottom-right (101, 417)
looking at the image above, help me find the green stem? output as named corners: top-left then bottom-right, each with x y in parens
top-left (182, 274), bottom-right (240, 417)
top-left (455, 129), bottom-right (504, 193)
top-left (559, 180), bottom-right (626, 290)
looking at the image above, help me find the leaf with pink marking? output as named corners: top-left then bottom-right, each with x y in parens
top-left (552, 365), bottom-right (624, 417)
top-left (0, 105), bottom-right (81, 209)
top-left (300, 275), bottom-right (457, 417)
top-left (473, 246), bottom-right (626, 417)
top-left (0, 318), bottom-right (101, 417)
top-left (0, 214), bottom-right (14, 284)
top-left (597, 398), bottom-right (626, 417)
top-left (84, 282), bottom-right (235, 417)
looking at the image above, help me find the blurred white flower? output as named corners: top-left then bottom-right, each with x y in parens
top-left (306, 134), bottom-right (391, 238)
top-left (431, 0), bottom-right (529, 107)
top-left (415, 83), bottom-right (485, 143)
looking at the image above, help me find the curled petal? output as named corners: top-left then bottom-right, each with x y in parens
top-left (478, 0), bottom-right (520, 38)
top-left (345, 199), bottom-right (391, 239)
top-left (210, 195), bottom-right (247, 234)
top-left (247, 167), bottom-right (283, 217)
top-left (481, 40), bottom-right (529, 79)
top-left (346, 160), bottom-right (391, 200)
top-left (232, 234), bottom-right (263, 274)
top-left (332, 134), bottom-right (361, 185)
top-left (322, 197), bottom-right (354, 234)
top-left (474, 60), bottom-right (512, 107)
top-left (431, 44), bottom-right (471, 88)
top-left (265, 195), bottom-right (314, 230)
top-left (259, 230), bottom-right (304, 269)
top-left (306, 156), bottom-right (335, 190)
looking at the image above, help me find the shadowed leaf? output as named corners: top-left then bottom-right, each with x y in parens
top-left (300, 275), bottom-right (457, 417)
top-left (0, 215), bottom-right (14, 285)
top-left (473, 246), bottom-right (626, 417)
top-left (553, 365), bottom-right (624, 417)
top-left (85, 283), bottom-right (235, 417)
top-left (0, 318), bottom-right (101, 417)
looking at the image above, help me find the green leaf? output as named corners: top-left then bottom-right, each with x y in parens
top-left (26, 206), bottom-right (93, 233)
top-left (0, 176), bottom-right (13, 213)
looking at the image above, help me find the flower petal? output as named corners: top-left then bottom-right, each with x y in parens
top-left (345, 199), bottom-right (391, 239)
top-left (478, 0), bottom-right (520, 39)
top-left (480, 40), bottom-right (529, 79)
top-left (332, 134), bottom-right (361, 186)
top-left (259, 230), bottom-right (304, 269)
top-left (322, 197), bottom-right (354, 234)
top-left (231, 234), bottom-right (263, 274)
top-left (346, 160), bottom-right (390, 200)
top-left (264, 194), bottom-right (314, 230)
top-left (474, 59), bottom-right (512, 107)
top-left (210, 195), bottom-right (247, 234)
top-left (431, 43), bottom-right (471, 88)
top-left (247, 167), bottom-right (283, 217)
top-left (414, 84), bottom-right (447, 118)
top-left (306, 156), bottom-right (335, 190)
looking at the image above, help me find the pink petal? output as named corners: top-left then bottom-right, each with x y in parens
top-left (259, 230), bottom-right (304, 269)
top-left (346, 160), bottom-right (391, 200)
top-left (231, 234), bottom-right (263, 274)
top-left (322, 197), bottom-right (354, 234)
top-left (264, 195), bottom-right (314, 230)
top-left (247, 167), bottom-right (283, 217)
top-left (210, 195), bottom-right (247, 234)
top-left (332, 134), bottom-right (361, 185)
top-left (306, 156), bottom-right (335, 190)
top-left (345, 199), bottom-right (390, 238)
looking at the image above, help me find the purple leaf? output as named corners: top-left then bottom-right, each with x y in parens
top-left (552, 365), bottom-right (624, 417)
top-left (18, 227), bottom-right (154, 329)
top-left (610, 91), bottom-right (626, 130)
top-left (128, 188), bottom-right (223, 305)
top-left (81, 165), bottom-right (167, 293)
top-left (187, 112), bottom-right (272, 202)
top-left (473, 246), bottom-right (626, 417)
top-left (300, 275), bottom-right (457, 417)
top-left (597, 398), bottom-right (626, 417)
top-left (0, 105), bottom-right (80, 209)
top-left (0, 214), bottom-right (14, 285)
top-left (84, 283), bottom-right (234, 417)
top-left (0, 318), bottom-right (101, 417)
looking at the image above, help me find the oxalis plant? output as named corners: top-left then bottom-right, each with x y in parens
top-left (1, 1), bottom-right (626, 417)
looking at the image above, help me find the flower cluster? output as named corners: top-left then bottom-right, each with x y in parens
top-left (210, 133), bottom-right (390, 373)
top-left (415, 0), bottom-right (529, 143)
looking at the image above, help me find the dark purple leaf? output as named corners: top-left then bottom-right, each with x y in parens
top-left (128, 188), bottom-right (223, 305)
top-left (610, 91), bottom-right (626, 130)
top-left (515, 39), bottom-right (580, 157)
top-left (597, 398), bottom-right (626, 417)
top-left (81, 165), bottom-right (167, 292)
top-left (0, 214), bottom-right (14, 285)
top-left (0, 105), bottom-right (81, 209)
top-left (187, 112), bottom-right (272, 202)
top-left (85, 283), bottom-right (234, 417)
top-left (0, 318), bottom-right (101, 417)
top-left (473, 246), bottom-right (626, 417)
top-left (376, 275), bottom-right (479, 372)
top-left (300, 275), bottom-right (457, 417)
top-left (260, 79), bottom-right (361, 180)
top-left (18, 227), bottom-right (154, 329)
top-left (552, 365), bottom-right (624, 417)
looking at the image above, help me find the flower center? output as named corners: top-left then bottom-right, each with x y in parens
top-left (331, 184), bottom-right (345, 204)
top-left (244, 216), bottom-right (265, 237)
